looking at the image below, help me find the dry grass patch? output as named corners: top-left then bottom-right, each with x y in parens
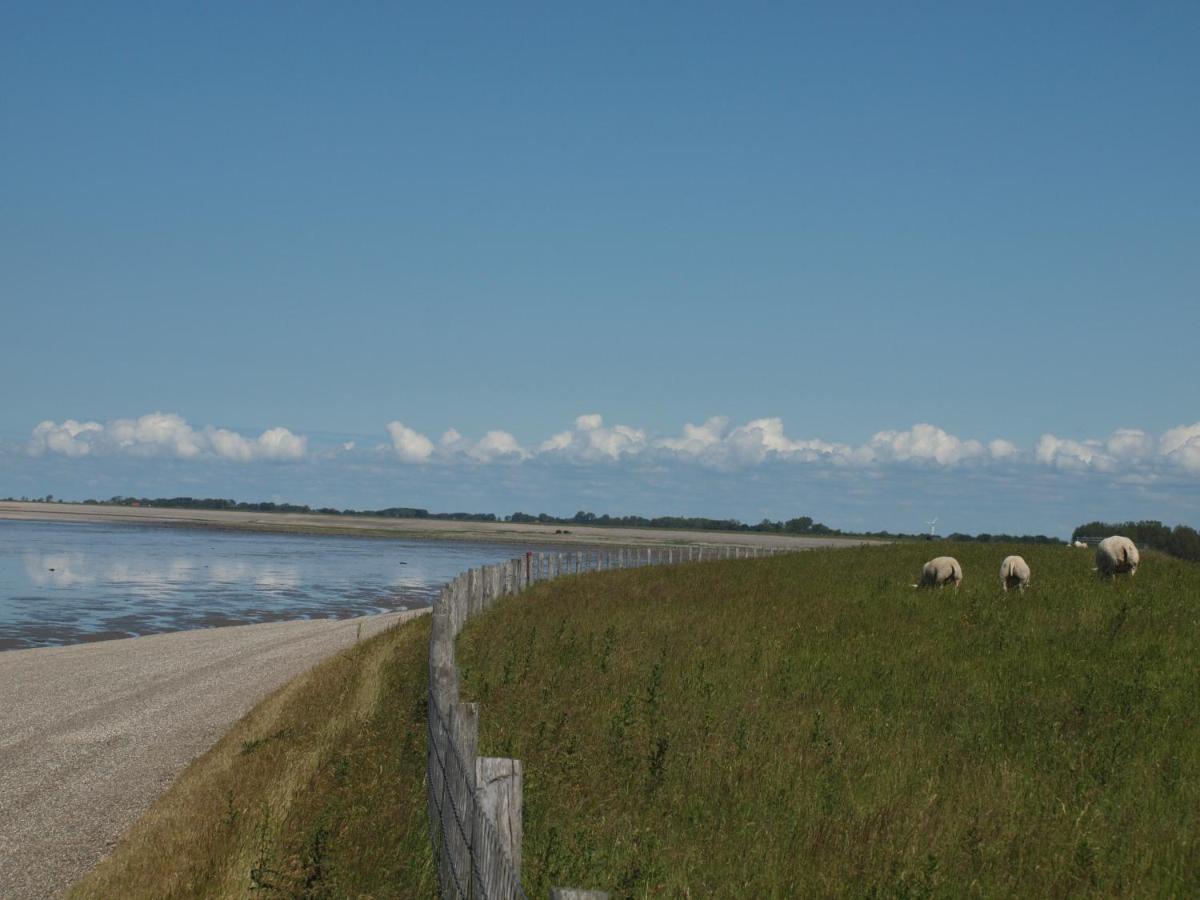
top-left (70, 615), bottom-right (436, 899)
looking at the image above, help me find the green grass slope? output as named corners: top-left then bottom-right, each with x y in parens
top-left (457, 543), bottom-right (1200, 898)
top-left (71, 616), bottom-right (436, 899)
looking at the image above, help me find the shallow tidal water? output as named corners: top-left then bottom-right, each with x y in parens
top-left (0, 519), bottom-right (546, 650)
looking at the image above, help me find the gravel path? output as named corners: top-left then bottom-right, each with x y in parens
top-left (0, 609), bottom-right (428, 899)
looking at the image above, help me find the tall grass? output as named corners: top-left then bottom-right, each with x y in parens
top-left (70, 616), bottom-right (436, 899)
top-left (457, 543), bottom-right (1200, 897)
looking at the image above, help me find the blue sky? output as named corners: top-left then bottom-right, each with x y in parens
top-left (3, 3), bottom-right (1198, 536)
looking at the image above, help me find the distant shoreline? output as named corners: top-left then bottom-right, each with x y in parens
top-left (0, 501), bottom-right (874, 550)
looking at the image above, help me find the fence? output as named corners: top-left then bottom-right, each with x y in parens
top-left (427, 544), bottom-right (787, 899)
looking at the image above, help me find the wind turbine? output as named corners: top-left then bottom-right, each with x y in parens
top-left (925, 517), bottom-right (938, 538)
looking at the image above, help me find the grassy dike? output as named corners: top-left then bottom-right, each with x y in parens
top-left (456, 543), bottom-right (1200, 897)
top-left (70, 616), bottom-right (436, 899)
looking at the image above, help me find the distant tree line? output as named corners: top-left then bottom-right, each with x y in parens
top-left (36, 495), bottom-right (1071, 544)
top-left (944, 532), bottom-right (1063, 545)
top-left (1073, 520), bottom-right (1200, 564)
top-left (508, 510), bottom-right (841, 535)
top-left (91, 496), bottom-right (499, 522)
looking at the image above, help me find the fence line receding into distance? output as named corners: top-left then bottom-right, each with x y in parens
top-left (427, 543), bottom-right (788, 899)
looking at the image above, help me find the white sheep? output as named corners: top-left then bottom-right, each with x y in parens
top-left (916, 556), bottom-right (963, 589)
top-left (999, 555), bottom-right (1031, 592)
top-left (1096, 535), bottom-right (1140, 577)
top-left (1072, 540), bottom-right (1088, 549)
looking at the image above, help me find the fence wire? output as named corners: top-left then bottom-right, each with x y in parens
top-left (428, 683), bottom-right (526, 900)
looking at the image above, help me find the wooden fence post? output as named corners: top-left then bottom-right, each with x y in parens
top-left (476, 757), bottom-right (523, 874)
top-left (448, 701), bottom-right (479, 890)
top-left (465, 568), bottom-right (479, 619)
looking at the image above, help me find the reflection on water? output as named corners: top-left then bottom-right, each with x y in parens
top-left (1, 520), bottom-right (549, 651)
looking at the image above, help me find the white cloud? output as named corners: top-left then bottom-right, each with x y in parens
top-left (469, 430), bottom-right (526, 462)
top-left (249, 427), bottom-right (307, 461)
top-left (382, 415), bottom-right (1027, 471)
top-left (538, 414), bottom-right (647, 461)
top-left (1034, 427), bottom-right (1157, 473)
top-left (864, 423), bottom-right (986, 466)
top-left (1035, 434), bottom-right (1114, 471)
top-left (988, 439), bottom-right (1020, 460)
top-left (28, 413), bottom-right (306, 462)
top-left (1105, 428), bottom-right (1155, 461)
top-left (538, 431), bottom-right (573, 453)
top-left (439, 427), bottom-right (528, 462)
top-left (108, 413), bottom-right (205, 458)
top-left (29, 419), bottom-right (103, 457)
top-left (723, 418), bottom-right (854, 465)
top-left (1161, 422), bottom-right (1200, 474)
top-left (30, 410), bottom-right (1200, 484)
top-left (655, 416), bottom-right (729, 458)
top-left (386, 421), bottom-right (435, 463)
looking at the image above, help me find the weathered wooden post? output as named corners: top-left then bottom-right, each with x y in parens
top-left (465, 568), bottom-right (479, 618)
top-left (447, 700), bottom-right (479, 892)
top-left (453, 575), bottom-right (467, 637)
top-left (482, 566), bottom-right (494, 614)
top-left (476, 757), bottom-right (523, 876)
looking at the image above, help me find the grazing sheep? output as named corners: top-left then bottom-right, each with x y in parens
top-left (1072, 540), bottom-right (1088, 549)
top-left (999, 555), bottom-right (1031, 591)
top-left (1096, 535), bottom-right (1140, 577)
top-left (915, 556), bottom-right (963, 589)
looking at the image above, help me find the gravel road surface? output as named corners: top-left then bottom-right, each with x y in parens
top-left (0, 609), bottom-right (428, 899)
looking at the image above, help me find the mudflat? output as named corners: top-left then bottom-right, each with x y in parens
top-left (0, 609), bottom-right (427, 899)
top-left (0, 501), bottom-right (869, 549)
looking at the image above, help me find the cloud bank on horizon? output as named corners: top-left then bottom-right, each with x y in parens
top-left (28, 413), bottom-right (306, 463)
top-left (22, 411), bottom-right (1200, 478)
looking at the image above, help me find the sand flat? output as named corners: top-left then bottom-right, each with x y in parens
top-left (0, 500), bottom-right (868, 549)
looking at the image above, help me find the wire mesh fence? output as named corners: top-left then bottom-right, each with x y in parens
top-left (428, 685), bottom-right (525, 899)
top-left (426, 545), bottom-right (786, 899)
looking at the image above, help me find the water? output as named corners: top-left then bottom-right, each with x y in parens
top-left (0, 520), bottom-right (547, 651)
